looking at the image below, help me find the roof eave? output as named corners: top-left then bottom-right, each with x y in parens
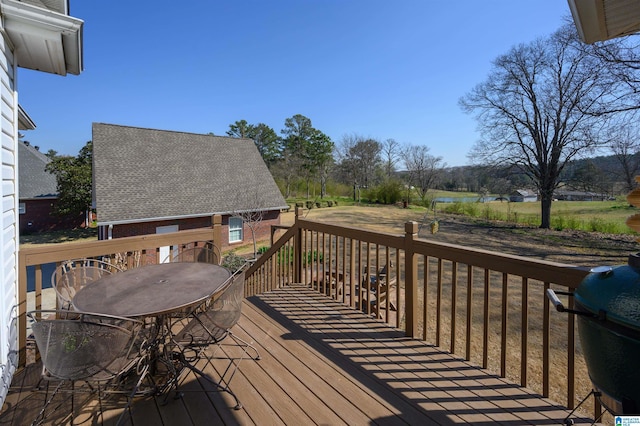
top-left (18, 104), bottom-right (36, 130)
top-left (1, 0), bottom-right (83, 75)
top-left (97, 206), bottom-right (288, 227)
top-left (568, 0), bottom-right (640, 43)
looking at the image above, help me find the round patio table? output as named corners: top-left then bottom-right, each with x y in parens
top-left (72, 262), bottom-right (232, 317)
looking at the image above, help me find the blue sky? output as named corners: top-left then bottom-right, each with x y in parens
top-left (18, 1), bottom-right (572, 167)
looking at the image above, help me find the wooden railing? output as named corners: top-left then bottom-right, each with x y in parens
top-left (245, 208), bottom-right (600, 418)
top-left (17, 216), bottom-right (222, 367)
top-left (16, 209), bottom-right (602, 418)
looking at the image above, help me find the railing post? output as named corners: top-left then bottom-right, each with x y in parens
top-left (404, 221), bottom-right (419, 337)
top-left (212, 214), bottom-right (222, 247)
top-left (294, 206), bottom-right (302, 283)
top-left (17, 250), bottom-right (28, 367)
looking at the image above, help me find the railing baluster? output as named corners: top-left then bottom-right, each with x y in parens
top-left (543, 282), bottom-right (550, 398)
top-left (395, 249), bottom-right (401, 329)
top-left (521, 277), bottom-right (528, 387)
top-left (349, 239), bottom-right (356, 308)
top-left (436, 258), bottom-right (443, 347)
top-left (466, 265), bottom-right (473, 361)
top-left (567, 284), bottom-right (575, 409)
top-left (501, 272), bottom-right (508, 378)
top-left (451, 261), bottom-right (458, 354)
top-left (483, 269), bottom-right (490, 369)
top-left (423, 255), bottom-right (428, 341)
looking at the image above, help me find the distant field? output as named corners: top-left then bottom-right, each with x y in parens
top-left (436, 198), bottom-right (636, 234)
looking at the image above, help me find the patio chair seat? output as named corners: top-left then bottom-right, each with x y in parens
top-left (28, 310), bottom-right (147, 425)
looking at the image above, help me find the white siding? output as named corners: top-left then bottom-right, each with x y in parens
top-left (0, 27), bottom-right (17, 406)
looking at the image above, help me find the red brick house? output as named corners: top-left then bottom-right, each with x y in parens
top-left (18, 140), bottom-right (84, 233)
top-left (92, 123), bottom-right (288, 252)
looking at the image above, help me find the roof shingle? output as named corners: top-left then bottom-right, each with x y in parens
top-left (92, 123), bottom-right (288, 225)
top-left (18, 141), bottom-right (57, 199)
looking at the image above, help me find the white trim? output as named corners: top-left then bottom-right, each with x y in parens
top-left (96, 205), bottom-right (288, 227)
top-left (228, 217), bottom-right (243, 243)
top-left (0, 0), bottom-right (83, 75)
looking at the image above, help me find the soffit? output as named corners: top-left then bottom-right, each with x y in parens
top-left (1, 0), bottom-right (83, 75)
top-left (569, 0), bottom-right (640, 43)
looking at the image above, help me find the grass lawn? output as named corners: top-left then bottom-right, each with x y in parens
top-left (20, 227), bottom-right (97, 246)
top-left (437, 198), bottom-right (636, 233)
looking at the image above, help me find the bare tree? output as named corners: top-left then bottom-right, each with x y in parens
top-left (381, 138), bottom-right (401, 178)
top-left (235, 209), bottom-right (264, 260)
top-left (608, 118), bottom-right (640, 192)
top-left (460, 24), bottom-right (623, 228)
top-left (336, 134), bottom-right (382, 202)
top-left (232, 189), bottom-right (268, 260)
top-left (401, 145), bottom-right (444, 205)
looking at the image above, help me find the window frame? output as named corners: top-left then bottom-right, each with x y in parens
top-left (228, 216), bottom-right (243, 243)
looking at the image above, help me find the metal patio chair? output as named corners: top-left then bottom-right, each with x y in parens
top-left (51, 259), bottom-right (124, 310)
top-left (171, 241), bottom-right (221, 265)
top-left (28, 310), bottom-right (148, 426)
top-left (170, 267), bottom-right (260, 410)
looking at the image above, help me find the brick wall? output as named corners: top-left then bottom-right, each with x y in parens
top-left (19, 199), bottom-right (85, 233)
top-left (106, 210), bottom-right (281, 251)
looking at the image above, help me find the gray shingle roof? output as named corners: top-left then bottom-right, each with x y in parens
top-left (92, 123), bottom-right (288, 225)
top-left (18, 141), bottom-right (57, 199)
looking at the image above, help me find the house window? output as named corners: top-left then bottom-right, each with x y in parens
top-left (229, 217), bottom-right (243, 243)
top-left (18, 203), bottom-right (25, 214)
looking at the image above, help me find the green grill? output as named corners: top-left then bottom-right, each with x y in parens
top-left (547, 256), bottom-right (640, 415)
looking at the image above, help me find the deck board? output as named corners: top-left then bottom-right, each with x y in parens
top-left (1, 284), bottom-right (597, 425)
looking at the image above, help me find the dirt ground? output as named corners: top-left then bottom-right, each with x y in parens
top-left (283, 204), bottom-right (640, 268)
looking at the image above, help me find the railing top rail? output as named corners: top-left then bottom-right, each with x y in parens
top-left (412, 238), bottom-right (590, 288)
top-left (20, 228), bottom-right (215, 266)
top-left (295, 217), bottom-right (590, 289)
top-left (297, 218), bottom-right (404, 247)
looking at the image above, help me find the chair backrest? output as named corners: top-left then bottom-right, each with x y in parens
top-left (52, 260), bottom-right (122, 309)
top-left (28, 310), bottom-right (143, 382)
top-left (175, 271), bottom-right (245, 344)
top-left (172, 242), bottom-right (220, 265)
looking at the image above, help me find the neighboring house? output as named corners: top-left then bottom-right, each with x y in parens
top-left (18, 140), bottom-right (84, 233)
top-left (509, 190), bottom-right (537, 203)
top-left (0, 0), bottom-right (83, 406)
top-left (92, 123), bottom-right (288, 251)
top-left (554, 190), bottom-right (607, 202)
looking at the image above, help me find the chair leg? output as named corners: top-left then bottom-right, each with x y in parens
top-left (174, 351), bottom-right (243, 410)
top-left (31, 380), bottom-right (65, 426)
top-left (115, 362), bottom-right (151, 425)
top-left (228, 331), bottom-right (261, 361)
top-left (172, 332), bottom-right (260, 411)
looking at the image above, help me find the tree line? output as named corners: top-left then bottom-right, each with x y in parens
top-left (222, 115), bottom-right (445, 207)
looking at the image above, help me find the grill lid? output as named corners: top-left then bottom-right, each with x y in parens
top-left (575, 255), bottom-right (640, 331)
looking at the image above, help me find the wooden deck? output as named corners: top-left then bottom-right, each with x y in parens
top-left (1, 284), bottom-right (595, 425)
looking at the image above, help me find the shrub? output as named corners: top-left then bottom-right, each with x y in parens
top-left (275, 248), bottom-right (323, 265)
top-left (222, 251), bottom-right (248, 272)
top-left (464, 203), bottom-right (479, 217)
top-left (442, 202), bottom-right (464, 215)
top-left (367, 181), bottom-right (403, 205)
